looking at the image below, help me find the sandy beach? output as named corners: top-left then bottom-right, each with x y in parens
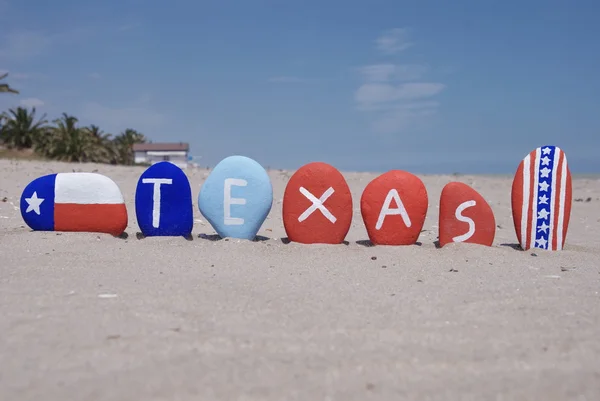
top-left (1, 158), bottom-right (599, 401)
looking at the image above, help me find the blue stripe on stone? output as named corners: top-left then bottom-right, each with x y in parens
top-left (534, 145), bottom-right (555, 249)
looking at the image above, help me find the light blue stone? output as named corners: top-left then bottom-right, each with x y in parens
top-left (198, 155), bottom-right (273, 240)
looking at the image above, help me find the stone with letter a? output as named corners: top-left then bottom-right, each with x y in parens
top-left (198, 155), bottom-right (273, 240)
top-left (360, 170), bottom-right (428, 245)
top-left (20, 172), bottom-right (128, 236)
top-left (511, 145), bottom-right (572, 251)
top-left (438, 181), bottom-right (495, 247)
top-left (135, 161), bottom-right (193, 237)
top-left (282, 162), bottom-right (352, 244)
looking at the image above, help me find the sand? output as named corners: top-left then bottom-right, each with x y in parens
top-left (1, 159), bottom-right (599, 401)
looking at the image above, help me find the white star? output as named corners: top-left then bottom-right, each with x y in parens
top-left (539, 167), bottom-right (551, 178)
top-left (538, 194), bottom-right (549, 204)
top-left (25, 192), bottom-right (45, 215)
top-left (539, 181), bottom-right (549, 191)
top-left (535, 237), bottom-right (548, 248)
top-left (540, 156), bottom-right (551, 166)
top-left (537, 222), bottom-right (549, 233)
top-left (537, 208), bottom-right (550, 220)
top-left (542, 147), bottom-right (552, 155)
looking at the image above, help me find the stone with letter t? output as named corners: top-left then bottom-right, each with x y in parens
top-left (135, 161), bottom-right (194, 237)
top-left (198, 155), bottom-right (273, 240)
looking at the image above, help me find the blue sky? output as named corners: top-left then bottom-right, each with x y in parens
top-left (1, 0), bottom-right (598, 174)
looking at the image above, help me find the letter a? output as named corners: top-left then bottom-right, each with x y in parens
top-left (375, 189), bottom-right (411, 230)
top-left (224, 178), bottom-right (247, 225)
top-left (142, 178), bottom-right (173, 228)
top-left (452, 200), bottom-right (476, 242)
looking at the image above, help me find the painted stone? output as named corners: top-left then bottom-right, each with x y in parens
top-left (438, 181), bottom-right (495, 247)
top-left (198, 155), bottom-right (273, 240)
top-left (282, 162), bottom-right (352, 244)
top-left (511, 145), bottom-right (572, 251)
top-left (360, 170), bottom-right (428, 245)
top-left (135, 161), bottom-right (193, 237)
top-left (20, 172), bottom-right (128, 236)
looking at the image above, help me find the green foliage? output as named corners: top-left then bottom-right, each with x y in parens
top-left (0, 106), bottom-right (149, 164)
top-left (0, 107), bottom-right (48, 149)
top-left (0, 72), bottom-right (19, 94)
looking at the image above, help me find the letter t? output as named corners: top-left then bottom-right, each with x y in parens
top-left (142, 178), bottom-right (173, 228)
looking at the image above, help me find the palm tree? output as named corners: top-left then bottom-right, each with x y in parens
top-left (113, 128), bottom-right (147, 164)
top-left (44, 113), bottom-right (105, 162)
top-left (82, 124), bottom-right (116, 163)
top-left (0, 107), bottom-right (48, 149)
top-left (0, 72), bottom-right (19, 94)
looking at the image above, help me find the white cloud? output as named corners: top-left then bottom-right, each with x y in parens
top-left (80, 101), bottom-right (166, 135)
top-left (20, 98), bottom-right (45, 108)
top-left (358, 64), bottom-right (428, 82)
top-left (355, 83), bottom-right (445, 106)
top-left (375, 28), bottom-right (413, 55)
top-left (268, 76), bottom-right (307, 83)
top-left (355, 28), bottom-right (446, 134)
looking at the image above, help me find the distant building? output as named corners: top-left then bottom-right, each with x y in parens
top-left (132, 142), bottom-right (190, 168)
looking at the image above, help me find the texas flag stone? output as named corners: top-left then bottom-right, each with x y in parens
top-left (20, 172), bottom-right (128, 236)
top-left (282, 162), bottom-right (352, 244)
top-left (438, 181), bottom-right (495, 247)
top-left (135, 161), bottom-right (193, 237)
top-left (511, 145), bottom-right (572, 251)
top-left (360, 170), bottom-right (428, 245)
top-left (198, 155), bottom-right (273, 240)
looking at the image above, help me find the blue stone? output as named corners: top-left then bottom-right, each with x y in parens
top-left (198, 155), bottom-right (273, 239)
top-left (135, 161), bottom-right (193, 237)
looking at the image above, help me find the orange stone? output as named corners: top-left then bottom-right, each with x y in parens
top-left (438, 181), bottom-right (496, 247)
top-left (360, 170), bottom-right (428, 245)
top-left (282, 162), bottom-right (353, 244)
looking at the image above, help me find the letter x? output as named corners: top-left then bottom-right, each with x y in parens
top-left (298, 186), bottom-right (337, 223)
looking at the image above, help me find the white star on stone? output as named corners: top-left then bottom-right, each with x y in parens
top-left (540, 156), bottom-right (551, 166)
top-left (538, 194), bottom-right (549, 204)
top-left (537, 208), bottom-right (550, 220)
top-left (542, 147), bottom-right (552, 155)
top-left (25, 191), bottom-right (45, 215)
top-left (537, 222), bottom-right (549, 233)
top-left (535, 237), bottom-right (548, 248)
top-left (539, 167), bottom-right (551, 178)
top-left (539, 181), bottom-right (549, 191)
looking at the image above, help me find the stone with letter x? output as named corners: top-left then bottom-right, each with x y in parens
top-left (298, 186), bottom-right (337, 223)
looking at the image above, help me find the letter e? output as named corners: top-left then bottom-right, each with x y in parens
top-left (224, 178), bottom-right (247, 225)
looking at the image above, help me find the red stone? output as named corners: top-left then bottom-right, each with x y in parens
top-left (438, 181), bottom-right (496, 247)
top-left (282, 162), bottom-right (353, 244)
top-left (360, 170), bottom-right (428, 245)
top-left (511, 145), bottom-right (572, 251)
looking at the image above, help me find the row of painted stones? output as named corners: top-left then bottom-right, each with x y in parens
top-left (19, 145), bottom-right (572, 251)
